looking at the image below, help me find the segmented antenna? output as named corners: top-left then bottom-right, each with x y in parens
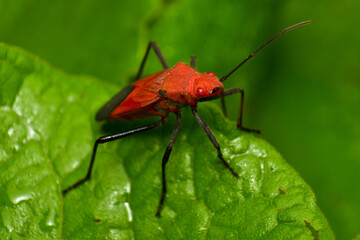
top-left (220, 20), bottom-right (312, 82)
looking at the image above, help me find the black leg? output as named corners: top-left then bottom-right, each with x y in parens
top-left (199, 88), bottom-right (260, 134)
top-left (62, 118), bottom-right (166, 195)
top-left (190, 55), bottom-right (197, 69)
top-left (155, 112), bottom-right (182, 217)
top-left (220, 96), bottom-right (227, 117)
top-left (191, 107), bottom-right (239, 177)
top-left (136, 41), bottom-right (169, 80)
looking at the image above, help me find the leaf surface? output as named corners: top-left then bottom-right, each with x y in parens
top-left (0, 44), bottom-right (334, 239)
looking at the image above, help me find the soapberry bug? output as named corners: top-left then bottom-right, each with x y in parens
top-left (63, 21), bottom-right (312, 217)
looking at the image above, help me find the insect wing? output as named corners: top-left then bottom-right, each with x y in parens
top-left (95, 85), bottom-right (136, 121)
top-left (109, 87), bottom-right (161, 120)
top-left (96, 70), bottom-right (169, 121)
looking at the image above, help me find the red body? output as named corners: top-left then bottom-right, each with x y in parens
top-left (109, 62), bottom-right (224, 121)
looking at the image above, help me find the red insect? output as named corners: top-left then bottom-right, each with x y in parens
top-left (63, 21), bottom-right (312, 217)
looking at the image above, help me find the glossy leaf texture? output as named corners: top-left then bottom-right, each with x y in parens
top-left (0, 44), bottom-right (334, 239)
top-left (1, 2), bottom-right (360, 237)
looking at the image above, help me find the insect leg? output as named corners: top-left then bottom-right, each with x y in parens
top-left (136, 41), bottom-right (169, 80)
top-left (199, 88), bottom-right (260, 134)
top-left (190, 55), bottom-right (197, 69)
top-left (156, 112), bottom-right (181, 217)
top-left (62, 118), bottom-right (166, 195)
top-left (191, 107), bottom-right (239, 177)
top-left (221, 96), bottom-right (227, 117)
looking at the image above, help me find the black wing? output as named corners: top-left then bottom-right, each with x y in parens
top-left (95, 85), bottom-right (136, 121)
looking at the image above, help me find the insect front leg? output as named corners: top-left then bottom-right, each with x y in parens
top-left (199, 88), bottom-right (260, 134)
top-left (156, 111), bottom-right (182, 217)
top-left (191, 107), bottom-right (239, 178)
top-left (136, 41), bottom-right (169, 80)
top-left (62, 118), bottom-right (166, 195)
top-left (221, 96), bottom-right (227, 118)
top-left (225, 88), bottom-right (260, 133)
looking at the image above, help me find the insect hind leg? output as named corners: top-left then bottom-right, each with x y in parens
top-left (62, 118), bottom-right (166, 195)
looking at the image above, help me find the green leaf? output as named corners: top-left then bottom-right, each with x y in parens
top-left (0, 44), bottom-right (334, 239)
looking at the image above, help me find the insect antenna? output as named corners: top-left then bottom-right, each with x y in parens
top-left (220, 20), bottom-right (312, 82)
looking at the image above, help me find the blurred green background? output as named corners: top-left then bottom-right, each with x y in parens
top-left (0, 0), bottom-right (359, 239)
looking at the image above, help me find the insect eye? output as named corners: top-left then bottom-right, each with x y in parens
top-left (208, 72), bottom-right (215, 76)
top-left (211, 87), bottom-right (221, 94)
top-left (196, 88), bottom-right (206, 96)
